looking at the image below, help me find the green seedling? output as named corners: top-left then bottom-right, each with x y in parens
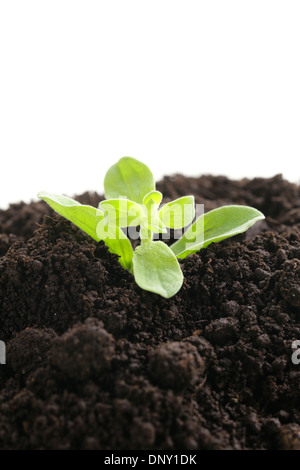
top-left (38, 157), bottom-right (265, 298)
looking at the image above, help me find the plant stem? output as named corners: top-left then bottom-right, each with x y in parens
top-left (140, 214), bottom-right (153, 246)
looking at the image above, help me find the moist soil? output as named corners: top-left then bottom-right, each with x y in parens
top-left (0, 173), bottom-right (300, 450)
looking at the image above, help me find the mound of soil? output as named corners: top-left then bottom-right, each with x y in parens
top-left (0, 173), bottom-right (300, 450)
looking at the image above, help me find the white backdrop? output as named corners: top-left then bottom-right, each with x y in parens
top-left (1, 1), bottom-right (300, 209)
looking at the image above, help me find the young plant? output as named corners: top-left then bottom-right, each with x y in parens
top-left (38, 157), bottom-right (265, 298)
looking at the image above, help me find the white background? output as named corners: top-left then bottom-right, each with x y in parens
top-left (1, 0), bottom-right (299, 209)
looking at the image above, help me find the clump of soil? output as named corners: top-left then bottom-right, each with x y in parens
top-left (0, 173), bottom-right (300, 450)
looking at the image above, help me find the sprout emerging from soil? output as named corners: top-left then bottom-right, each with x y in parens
top-left (38, 157), bottom-right (264, 298)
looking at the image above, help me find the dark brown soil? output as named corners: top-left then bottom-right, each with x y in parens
top-left (0, 173), bottom-right (300, 450)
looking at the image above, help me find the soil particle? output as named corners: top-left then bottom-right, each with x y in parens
top-left (279, 259), bottom-right (300, 307)
top-left (148, 341), bottom-right (205, 391)
top-left (279, 423), bottom-right (300, 450)
top-left (50, 319), bottom-right (116, 381)
top-left (205, 317), bottom-right (240, 346)
top-left (7, 327), bottom-right (56, 375)
top-left (0, 173), bottom-right (300, 449)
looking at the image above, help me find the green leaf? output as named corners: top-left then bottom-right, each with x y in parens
top-left (142, 190), bottom-right (166, 234)
top-left (104, 157), bottom-right (155, 204)
top-left (38, 191), bottom-right (103, 241)
top-left (159, 196), bottom-right (195, 229)
top-left (132, 241), bottom-right (183, 298)
top-left (143, 190), bottom-right (163, 209)
top-left (96, 221), bottom-right (133, 270)
top-left (99, 198), bottom-right (143, 227)
top-left (171, 205), bottom-right (265, 259)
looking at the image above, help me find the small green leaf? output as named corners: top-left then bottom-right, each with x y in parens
top-left (104, 157), bottom-right (155, 204)
top-left (142, 190), bottom-right (166, 234)
top-left (159, 196), bottom-right (195, 229)
top-left (143, 190), bottom-right (163, 208)
top-left (171, 205), bottom-right (265, 259)
top-left (38, 191), bottom-right (103, 241)
top-left (96, 221), bottom-right (133, 270)
top-left (99, 198), bottom-right (143, 227)
top-left (132, 241), bottom-right (183, 298)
